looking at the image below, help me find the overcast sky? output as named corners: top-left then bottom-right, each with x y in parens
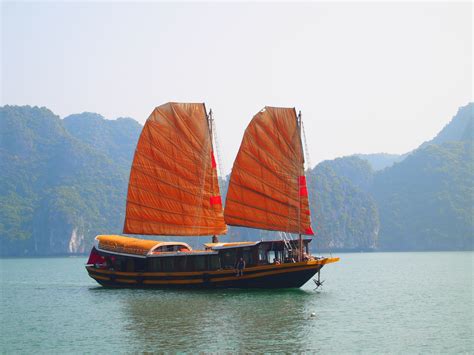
top-left (1, 1), bottom-right (472, 173)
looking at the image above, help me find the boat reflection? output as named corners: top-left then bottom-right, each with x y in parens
top-left (115, 288), bottom-right (319, 352)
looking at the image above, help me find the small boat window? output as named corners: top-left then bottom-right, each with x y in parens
top-left (154, 244), bottom-right (190, 253)
top-left (162, 257), bottom-right (174, 272)
top-left (126, 259), bottom-right (134, 272)
top-left (209, 255), bottom-right (221, 271)
top-left (191, 256), bottom-right (207, 271)
top-left (174, 256), bottom-right (187, 272)
top-left (148, 258), bottom-right (162, 272)
top-left (267, 250), bottom-right (276, 264)
top-left (220, 250), bottom-right (237, 269)
top-left (243, 249), bottom-right (253, 266)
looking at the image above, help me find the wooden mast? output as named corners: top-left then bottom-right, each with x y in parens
top-left (208, 108), bottom-right (219, 244)
top-left (298, 110), bottom-right (303, 262)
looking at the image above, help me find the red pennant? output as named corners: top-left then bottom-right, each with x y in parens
top-left (211, 151), bottom-right (217, 169)
top-left (299, 186), bottom-right (308, 197)
top-left (298, 176), bottom-right (307, 186)
top-left (210, 195), bottom-right (222, 206)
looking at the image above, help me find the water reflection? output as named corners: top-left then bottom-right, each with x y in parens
top-left (117, 288), bottom-right (319, 352)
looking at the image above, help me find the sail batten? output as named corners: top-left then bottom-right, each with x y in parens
top-left (123, 102), bottom-right (227, 236)
top-left (227, 179), bottom-right (301, 207)
top-left (224, 106), bottom-right (313, 235)
top-left (130, 155), bottom-right (216, 196)
top-left (140, 128), bottom-right (206, 165)
top-left (230, 163), bottom-right (300, 195)
top-left (225, 198), bottom-right (300, 221)
top-left (126, 188), bottom-right (221, 217)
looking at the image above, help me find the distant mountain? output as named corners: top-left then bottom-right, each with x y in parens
top-left (353, 104), bottom-right (473, 172)
top-left (423, 103), bottom-right (473, 147)
top-left (354, 153), bottom-right (404, 171)
top-left (63, 112), bottom-right (141, 168)
top-left (371, 103), bottom-right (473, 251)
top-left (318, 156), bottom-right (373, 191)
top-left (0, 103), bottom-right (472, 255)
top-left (324, 102), bottom-right (473, 251)
top-left (0, 106), bottom-right (141, 256)
top-left (307, 158), bottom-right (379, 251)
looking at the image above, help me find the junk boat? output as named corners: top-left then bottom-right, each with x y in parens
top-left (86, 103), bottom-right (339, 288)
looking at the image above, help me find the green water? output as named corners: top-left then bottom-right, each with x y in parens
top-left (0, 252), bottom-right (472, 353)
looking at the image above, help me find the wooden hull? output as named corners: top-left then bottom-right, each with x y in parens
top-left (86, 258), bottom-right (339, 289)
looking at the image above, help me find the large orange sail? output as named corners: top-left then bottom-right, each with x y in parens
top-left (123, 102), bottom-right (227, 236)
top-left (224, 106), bottom-right (314, 235)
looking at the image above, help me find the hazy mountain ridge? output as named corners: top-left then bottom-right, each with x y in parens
top-left (63, 112), bottom-right (141, 168)
top-left (0, 106), bottom-right (140, 255)
top-left (353, 153), bottom-right (404, 171)
top-left (371, 140), bottom-right (473, 250)
top-left (0, 103), bottom-right (472, 255)
top-left (423, 103), bottom-right (473, 146)
top-left (357, 103), bottom-right (473, 171)
top-left (367, 102), bottom-right (473, 250)
top-left (307, 160), bottom-right (379, 251)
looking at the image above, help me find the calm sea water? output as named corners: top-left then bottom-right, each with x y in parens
top-left (0, 252), bottom-right (472, 353)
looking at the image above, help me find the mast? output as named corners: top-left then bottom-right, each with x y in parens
top-left (208, 108), bottom-right (219, 244)
top-left (297, 110), bottom-right (303, 262)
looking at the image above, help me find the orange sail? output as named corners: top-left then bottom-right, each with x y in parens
top-left (123, 102), bottom-right (227, 236)
top-left (224, 106), bottom-right (314, 235)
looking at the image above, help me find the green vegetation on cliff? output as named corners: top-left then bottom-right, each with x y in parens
top-left (370, 103), bottom-right (473, 250)
top-left (0, 103), bottom-right (472, 255)
top-left (307, 158), bottom-right (379, 251)
top-left (0, 106), bottom-right (140, 255)
top-left (372, 140), bottom-right (473, 250)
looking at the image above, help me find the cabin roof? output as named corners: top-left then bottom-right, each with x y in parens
top-left (204, 241), bottom-right (259, 250)
top-left (95, 235), bottom-right (192, 256)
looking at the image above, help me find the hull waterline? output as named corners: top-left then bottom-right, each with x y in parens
top-left (86, 258), bottom-right (339, 289)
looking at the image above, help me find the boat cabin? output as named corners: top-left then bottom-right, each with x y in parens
top-left (88, 235), bottom-right (312, 274)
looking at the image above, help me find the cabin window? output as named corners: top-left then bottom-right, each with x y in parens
top-left (185, 256), bottom-right (206, 271)
top-left (220, 250), bottom-right (236, 269)
top-left (258, 244), bottom-right (272, 264)
top-left (174, 256), bottom-right (187, 272)
top-left (148, 258), bottom-right (162, 272)
top-left (111, 256), bottom-right (127, 271)
top-left (209, 255), bottom-right (220, 270)
top-left (267, 250), bottom-right (276, 263)
top-left (126, 259), bottom-right (135, 272)
top-left (133, 259), bottom-right (146, 272)
top-left (162, 257), bottom-right (174, 272)
top-left (192, 256), bottom-right (207, 271)
top-left (243, 248), bottom-right (253, 266)
top-left (155, 245), bottom-right (188, 253)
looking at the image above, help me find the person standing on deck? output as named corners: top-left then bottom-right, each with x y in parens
top-left (236, 257), bottom-right (245, 277)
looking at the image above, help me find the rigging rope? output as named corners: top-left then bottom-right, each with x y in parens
top-left (211, 113), bottom-right (226, 195)
top-left (301, 118), bottom-right (322, 257)
top-left (301, 120), bottom-right (312, 172)
top-left (210, 110), bottom-right (231, 242)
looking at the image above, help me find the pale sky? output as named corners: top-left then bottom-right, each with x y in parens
top-left (1, 1), bottom-right (472, 173)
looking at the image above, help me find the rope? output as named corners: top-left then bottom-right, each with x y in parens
top-left (211, 116), bottom-right (226, 194)
top-left (301, 120), bottom-right (312, 171)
